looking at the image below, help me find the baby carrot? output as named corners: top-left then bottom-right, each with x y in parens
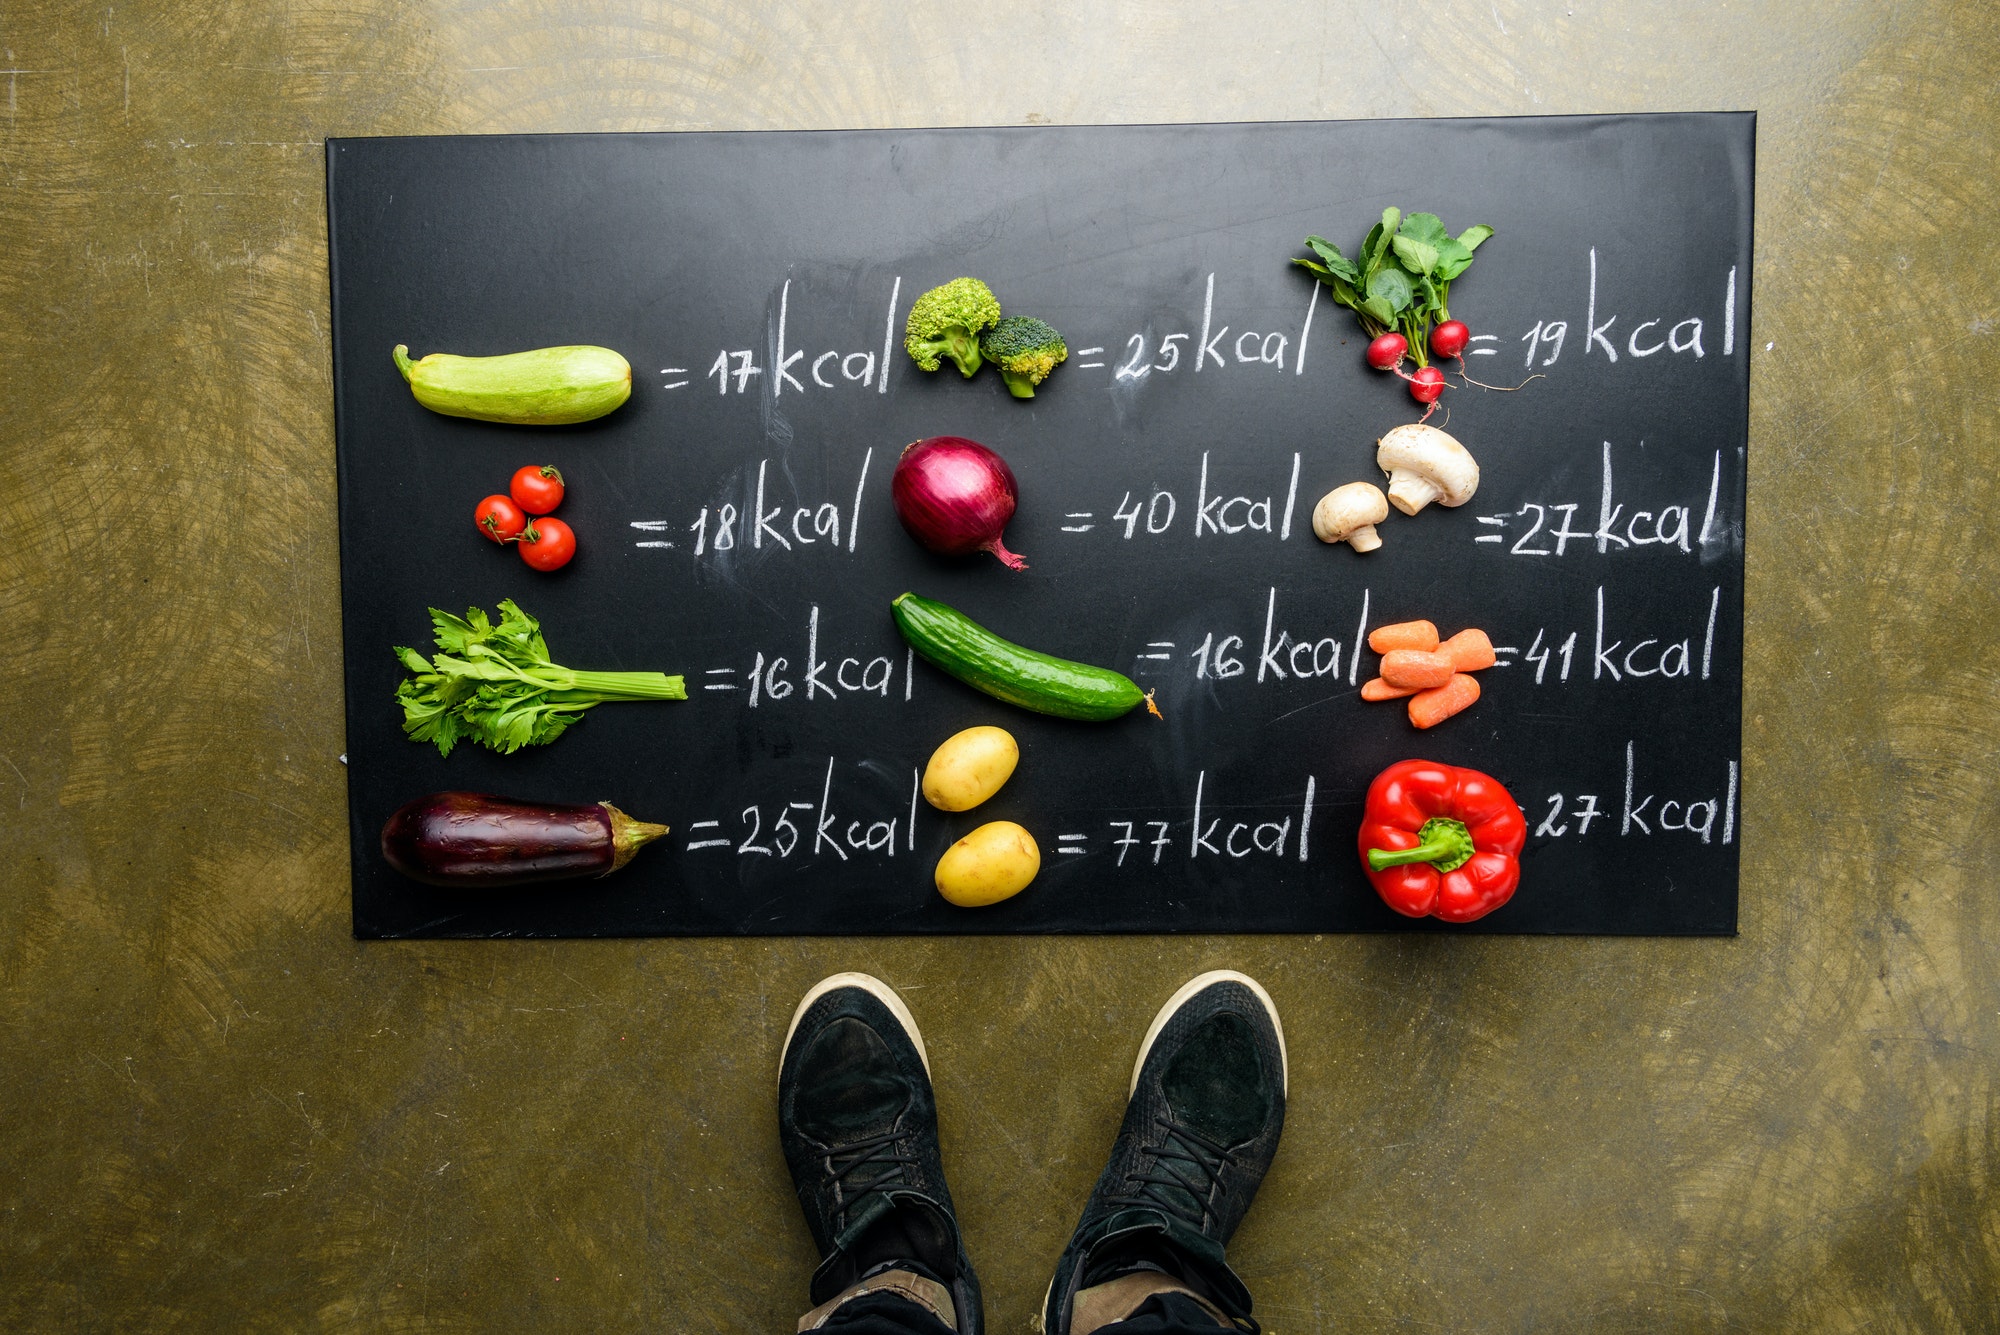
top-left (1368, 619), bottom-right (1440, 654)
top-left (1361, 676), bottom-right (1419, 702)
top-left (1380, 649), bottom-right (1456, 690)
top-left (1440, 628), bottom-right (1496, 672)
top-left (1408, 673), bottom-right (1481, 729)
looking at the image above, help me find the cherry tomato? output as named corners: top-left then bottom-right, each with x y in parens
top-left (475, 494), bottom-right (528, 543)
top-left (510, 464), bottom-right (566, 515)
top-left (517, 516), bottom-right (576, 571)
top-left (1408, 366), bottom-right (1448, 404)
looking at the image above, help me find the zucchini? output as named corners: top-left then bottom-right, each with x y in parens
top-left (393, 343), bottom-right (632, 425)
top-left (891, 592), bottom-right (1147, 722)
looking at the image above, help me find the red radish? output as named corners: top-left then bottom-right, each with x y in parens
top-left (1408, 366), bottom-right (1447, 404)
top-left (1429, 320), bottom-right (1471, 360)
top-left (1365, 332), bottom-right (1408, 370)
top-left (891, 436), bottom-right (1028, 570)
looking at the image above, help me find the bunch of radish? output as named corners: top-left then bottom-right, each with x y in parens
top-left (1295, 208), bottom-right (1494, 419)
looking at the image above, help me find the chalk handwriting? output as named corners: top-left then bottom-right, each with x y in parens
top-left (1510, 585), bottom-right (1722, 687)
top-left (649, 449), bottom-right (873, 559)
top-left (1179, 586), bottom-right (1366, 687)
top-left (698, 605), bottom-right (915, 708)
top-left (1071, 453), bottom-right (1301, 544)
top-left (683, 758), bottom-right (913, 862)
top-left (648, 257), bottom-right (1746, 417)
top-left (671, 278), bottom-right (903, 398)
top-left (1530, 746), bottom-right (1737, 845)
top-left (1475, 445), bottom-right (1726, 557)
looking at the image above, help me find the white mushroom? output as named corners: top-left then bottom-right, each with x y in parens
top-left (1376, 424), bottom-right (1479, 515)
top-left (1312, 481), bottom-right (1390, 552)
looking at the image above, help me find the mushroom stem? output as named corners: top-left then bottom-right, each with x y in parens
top-left (1347, 524), bottom-right (1383, 553)
top-left (1386, 471), bottom-right (1442, 516)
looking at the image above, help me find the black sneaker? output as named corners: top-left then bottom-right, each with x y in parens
top-left (779, 973), bottom-right (982, 1334)
top-left (1041, 971), bottom-right (1288, 1334)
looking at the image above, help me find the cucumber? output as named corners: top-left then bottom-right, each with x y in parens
top-left (393, 343), bottom-right (632, 425)
top-left (891, 592), bottom-right (1147, 722)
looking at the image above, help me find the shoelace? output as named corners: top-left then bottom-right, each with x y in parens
top-left (1106, 1115), bottom-right (1234, 1228)
top-left (824, 1129), bottom-right (920, 1228)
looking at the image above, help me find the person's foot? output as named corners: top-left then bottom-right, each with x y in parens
top-left (1041, 971), bottom-right (1287, 1334)
top-left (780, 973), bottom-right (982, 1333)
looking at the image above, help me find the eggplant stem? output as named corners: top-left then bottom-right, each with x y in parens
top-left (602, 803), bottom-right (670, 873)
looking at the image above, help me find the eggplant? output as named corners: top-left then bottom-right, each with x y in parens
top-left (380, 791), bottom-right (668, 888)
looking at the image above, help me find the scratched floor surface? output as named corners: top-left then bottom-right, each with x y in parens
top-left (3, 2), bottom-right (1997, 1331)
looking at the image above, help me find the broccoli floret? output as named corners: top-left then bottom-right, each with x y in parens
top-left (904, 277), bottom-right (1003, 377)
top-left (979, 316), bottom-right (1068, 399)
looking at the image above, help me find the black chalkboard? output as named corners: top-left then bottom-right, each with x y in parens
top-left (327, 115), bottom-right (1751, 938)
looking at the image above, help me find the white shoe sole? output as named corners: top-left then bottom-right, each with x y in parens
top-left (1128, 969), bottom-right (1288, 1098)
top-left (781, 971), bottom-right (931, 1079)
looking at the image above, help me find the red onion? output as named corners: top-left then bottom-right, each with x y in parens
top-left (890, 435), bottom-right (1028, 570)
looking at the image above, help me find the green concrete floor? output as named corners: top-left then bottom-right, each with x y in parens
top-left (4, 2), bottom-right (1997, 1330)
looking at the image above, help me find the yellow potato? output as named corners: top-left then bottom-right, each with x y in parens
top-left (921, 725), bottom-right (1019, 812)
top-left (934, 821), bottom-right (1040, 908)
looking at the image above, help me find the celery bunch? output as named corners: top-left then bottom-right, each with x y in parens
top-left (394, 600), bottom-right (685, 757)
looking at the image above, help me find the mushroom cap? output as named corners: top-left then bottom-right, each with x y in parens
top-left (1312, 481), bottom-right (1390, 543)
top-left (1376, 423), bottom-right (1480, 511)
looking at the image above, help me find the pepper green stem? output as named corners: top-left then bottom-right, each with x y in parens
top-left (393, 343), bottom-right (416, 383)
top-left (1367, 816), bottom-right (1475, 873)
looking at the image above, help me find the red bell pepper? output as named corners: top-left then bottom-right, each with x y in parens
top-left (1358, 759), bottom-right (1527, 922)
